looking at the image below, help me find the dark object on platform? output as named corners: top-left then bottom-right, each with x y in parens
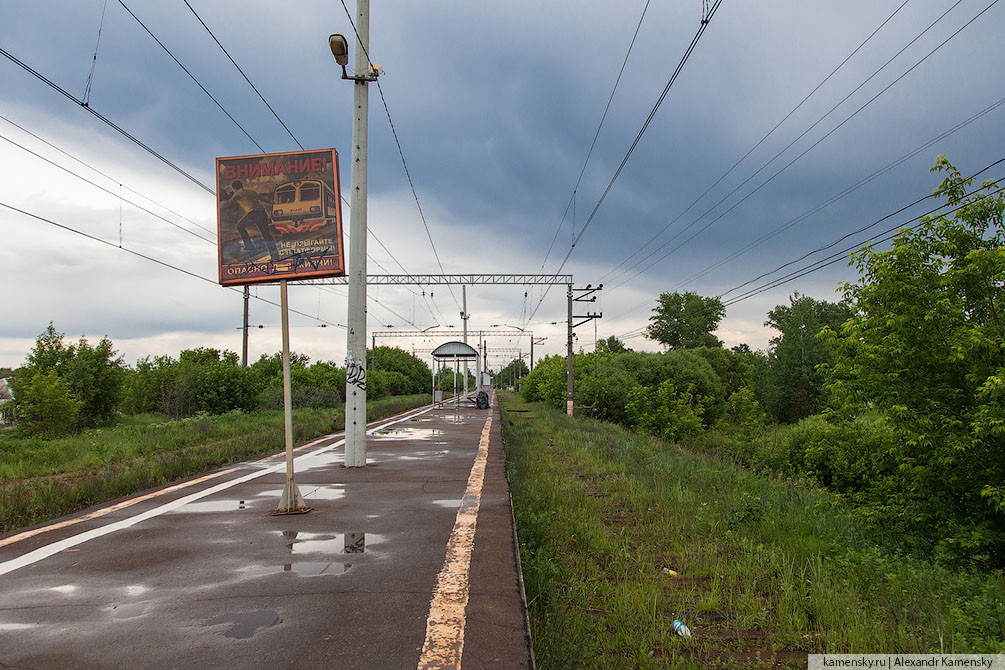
top-left (476, 391), bottom-right (490, 409)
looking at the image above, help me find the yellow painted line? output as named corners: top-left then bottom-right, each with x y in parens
top-left (417, 414), bottom-right (493, 670)
top-left (0, 467), bottom-right (239, 549)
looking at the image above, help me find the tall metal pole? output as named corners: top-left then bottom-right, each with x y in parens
top-left (241, 286), bottom-right (250, 367)
top-left (462, 285), bottom-right (468, 398)
top-left (566, 284), bottom-right (574, 416)
top-left (530, 335), bottom-right (534, 372)
top-left (344, 0), bottom-right (371, 468)
top-left (278, 280), bottom-right (306, 512)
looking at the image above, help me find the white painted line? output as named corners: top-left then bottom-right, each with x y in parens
top-left (417, 414), bottom-right (493, 670)
top-left (0, 405), bottom-right (435, 578)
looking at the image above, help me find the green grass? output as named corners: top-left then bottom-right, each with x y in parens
top-left (500, 392), bottom-right (1005, 669)
top-left (0, 394), bottom-right (428, 533)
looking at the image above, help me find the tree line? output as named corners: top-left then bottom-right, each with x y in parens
top-left (520, 158), bottom-right (1004, 567)
top-left (1, 330), bottom-right (432, 437)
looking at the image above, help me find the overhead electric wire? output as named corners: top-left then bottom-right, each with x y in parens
top-left (116, 0), bottom-right (265, 153)
top-left (599, 0), bottom-right (914, 285)
top-left (538, 0), bottom-right (653, 274)
top-left (0, 200), bottom-right (346, 328)
top-left (718, 154), bottom-right (1005, 298)
top-left (608, 0), bottom-right (998, 293)
top-left (82, 0), bottom-right (110, 106)
top-left (641, 93), bottom-right (1005, 297)
top-left (605, 0), bottom-right (972, 290)
top-left (181, 0), bottom-right (303, 151)
top-left (0, 112), bottom-right (216, 237)
top-left (722, 180), bottom-right (1005, 307)
top-left (338, 0), bottom-right (463, 314)
top-left (527, 0), bottom-right (724, 324)
top-left (610, 166), bottom-right (1005, 329)
top-left (719, 162), bottom-right (1005, 301)
top-left (0, 46), bottom-right (213, 194)
top-left (0, 131), bottom-right (216, 244)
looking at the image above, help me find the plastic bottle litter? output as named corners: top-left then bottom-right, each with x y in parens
top-left (672, 620), bottom-right (692, 638)
top-left (662, 567), bottom-right (678, 576)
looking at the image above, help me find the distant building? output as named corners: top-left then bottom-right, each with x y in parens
top-left (0, 378), bottom-right (11, 423)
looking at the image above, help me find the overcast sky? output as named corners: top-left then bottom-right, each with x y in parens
top-left (2, 0), bottom-right (1003, 370)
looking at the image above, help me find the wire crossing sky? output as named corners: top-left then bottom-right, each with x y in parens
top-left (1, 0), bottom-right (1003, 368)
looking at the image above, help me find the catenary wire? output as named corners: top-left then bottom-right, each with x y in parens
top-left (721, 180), bottom-right (1005, 306)
top-left (181, 0), bottom-right (304, 151)
top-left (599, 0), bottom-right (914, 285)
top-left (0, 112), bottom-right (217, 237)
top-left (337, 0), bottom-right (463, 313)
top-left (0, 46), bottom-right (213, 194)
top-left (605, 0), bottom-right (969, 289)
top-left (116, 0), bottom-right (265, 153)
top-left (608, 0), bottom-right (998, 294)
top-left (526, 0), bottom-right (724, 324)
top-left (718, 155), bottom-right (1005, 298)
top-left (0, 200), bottom-right (347, 328)
top-left (538, 0), bottom-right (653, 274)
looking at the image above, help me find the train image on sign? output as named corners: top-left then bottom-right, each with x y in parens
top-left (271, 179), bottom-right (337, 234)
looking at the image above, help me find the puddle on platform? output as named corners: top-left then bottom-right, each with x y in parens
top-left (373, 427), bottom-right (444, 440)
top-left (125, 584), bottom-right (149, 597)
top-left (170, 499), bottom-right (249, 513)
top-left (282, 561), bottom-right (351, 575)
top-left (207, 610), bottom-right (281, 639)
top-left (238, 531), bottom-right (381, 578)
top-left (256, 484), bottom-right (345, 501)
top-left (49, 584), bottom-right (78, 594)
top-left (300, 485), bottom-right (346, 501)
top-left (0, 623), bottom-right (36, 631)
top-left (394, 449), bottom-right (451, 461)
top-left (109, 603), bottom-right (147, 620)
top-left (431, 499), bottom-right (463, 508)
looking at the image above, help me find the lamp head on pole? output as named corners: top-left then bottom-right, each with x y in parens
top-left (329, 34), bottom-right (350, 66)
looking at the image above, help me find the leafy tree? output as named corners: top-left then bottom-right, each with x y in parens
top-left (370, 346), bottom-right (431, 394)
top-left (625, 380), bottom-right (705, 442)
top-left (12, 324), bottom-right (124, 431)
top-left (823, 157), bottom-right (1005, 564)
top-left (646, 291), bottom-right (725, 350)
top-left (595, 335), bottom-right (631, 353)
top-left (63, 336), bottom-right (126, 428)
top-left (764, 293), bottom-right (851, 423)
top-left (495, 358), bottom-right (530, 389)
top-left (10, 370), bottom-right (80, 437)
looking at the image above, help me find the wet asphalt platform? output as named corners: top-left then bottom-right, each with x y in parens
top-left (0, 394), bottom-right (534, 670)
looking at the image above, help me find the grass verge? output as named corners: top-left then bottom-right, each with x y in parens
top-left (500, 392), bottom-right (1005, 669)
top-left (0, 394), bottom-right (429, 533)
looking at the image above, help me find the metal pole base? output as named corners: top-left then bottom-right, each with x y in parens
top-left (273, 477), bottom-right (312, 515)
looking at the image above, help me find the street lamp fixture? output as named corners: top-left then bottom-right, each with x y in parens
top-left (329, 33), bottom-right (383, 82)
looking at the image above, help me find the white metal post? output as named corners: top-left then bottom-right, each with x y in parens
top-left (277, 280), bottom-right (307, 512)
top-left (462, 285), bottom-right (468, 398)
top-left (344, 0), bottom-right (371, 468)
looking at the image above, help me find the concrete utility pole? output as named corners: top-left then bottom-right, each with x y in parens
top-left (344, 0), bottom-right (371, 468)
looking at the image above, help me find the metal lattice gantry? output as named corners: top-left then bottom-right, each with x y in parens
top-left (304, 274), bottom-right (573, 286)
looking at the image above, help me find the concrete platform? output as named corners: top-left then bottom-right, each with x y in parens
top-left (0, 397), bottom-right (534, 670)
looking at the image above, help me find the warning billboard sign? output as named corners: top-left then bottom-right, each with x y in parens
top-left (216, 148), bottom-right (345, 286)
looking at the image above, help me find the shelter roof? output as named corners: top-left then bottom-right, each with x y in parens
top-left (430, 341), bottom-right (479, 360)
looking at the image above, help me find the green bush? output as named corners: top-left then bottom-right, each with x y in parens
top-left (11, 370), bottom-right (80, 438)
